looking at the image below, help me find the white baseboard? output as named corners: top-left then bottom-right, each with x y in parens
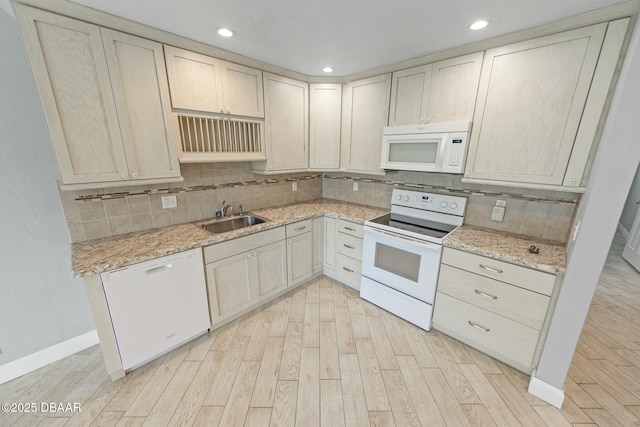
top-left (0, 330), bottom-right (99, 385)
top-left (618, 222), bottom-right (630, 240)
top-left (528, 370), bottom-right (565, 408)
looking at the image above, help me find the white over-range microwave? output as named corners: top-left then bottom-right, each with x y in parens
top-left (380, 121), bottom-right (472, 173)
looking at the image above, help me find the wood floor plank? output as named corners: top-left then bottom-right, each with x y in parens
top-left (396, 355), bottom-right (446, 426)
top-left (379, 311), bottom-right (412, 356)
top-left (339, 354), bottom-right (370, 427)
top-left (369, 411), bottom-right (396, 427)
top-left (209, 321), bottom-right (240, 351)
top-left (103, 354), bottom-right (167, 412)
top-left (461, 404), bottom-right (498, 427)
top-left (319, 279), bottom-right (336, 322)
top-left (203, 336), bottom-right (250, 406)
top-left (278, 322), bottom-right (303, 381)
top-left (218, 361), bottom-right (261, 427)
top-left (366, 316), bottom-right (399, 370)
top-left (193, 406), bottom-right (224, 427)
top-left (64, 375), bottom-right (126, 427)
top-left (296, 347), bottom-right (320, 427)
top-left (347, 298), bottom-right (370, 339)
top-left (251, 336), bottom-right (285, 408)
top-left (402, 327), bottom-right (438, 368)
top-left (115, 416), bottom-right (146, 427)
top-left (320, 379), bottom-right (346, 427)
top-left (306, 280), bottom-right (320, 304)
top-left (532, 406), bottom-right (573, 427)
top-left (563, 377), bottom-right (601, 409)
top-left (582, 408), bottom-right (626, 427)
top-left (439, 332), bottom-right (475, 364)
top-left (424, 335), bottom-right (481, 404)
top-left (381, 369), bottom-right (421, 427)
top-left (245, 407), bottom-right (272, 427)
top-left (464, 347), bottom-right (503, 374)
top-left (245, 311), bottom-right (275, 361)
top-left (355, 338), bottom-right (390, 411)
top-left (303, 303), bottom-right (321, 348)
top-left (556, 396), bottom-right (595, 424)
top-left (168, 350), bottom-right (226, 426)
top-left (320, 321), bottom-right (340, 379)
top-left (334, 306), bottom-right (357, 354)
top-left (331, 279), bottom-right (349, 308)
top-left (288, 287), bottom-right (307, 323)
top-left (236, 308), bottom-right (262, 337)
top-left (142, 360), bottom-right (201, 426)
top-left (268, 296), bottom-right (291, 337)
top-left (580, 383), bottom-right (640, 426)
top-left (185, 332), bottom-right (217, 361)
top-left (271, 381), bottom-right (298, 427)
top-left (421, 368), bottom-right (472, 427)
top-left (571, 352), bottom-right (640, 405)
top-left (485, 374), bottom-right (547, 427)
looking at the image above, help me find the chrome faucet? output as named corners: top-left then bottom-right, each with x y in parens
top-left (217, 200), bottom-right (232, 218)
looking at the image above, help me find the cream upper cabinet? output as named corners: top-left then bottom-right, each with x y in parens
top-left (341, 73), bottom-right (391, 174)
top-left (464, 21), bottom-right (628, 190)
top-left (16, 6), bottom-right (180, 188)
top-left (309, 83), bottom-right (342, 170)
top-left (389, 64), bottom-right (432, 126)
top-left (253, 73), bottom-right (309, 173)
top-left (164, 46), bottom-right (264, 118)
top-left (388, 52), bottom-right (483, 126)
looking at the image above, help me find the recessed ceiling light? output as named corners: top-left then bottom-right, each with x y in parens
top-left (217, 28), bottom-right (235, 38)
top-left (470, 20), bottom-right (489, 30)
top-left (322, 67), bottom-right (334, 73)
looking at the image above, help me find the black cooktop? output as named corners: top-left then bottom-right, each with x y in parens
top-left (367, 213), bottom-right (456, 240)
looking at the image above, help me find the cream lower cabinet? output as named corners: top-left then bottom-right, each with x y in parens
top-left (286, 220), bottom-right (313, 287)
top-left (433, 247), bottom-right (557, 373)
top-left (388, 52), bottom-right (483, 126)
top-left (252, 73), bottom-right (309, 173)
top-left (323, 217), bottom-right (337, 271)
top-left (331, 219), bottom-right (364, 290)
top-left (312, 217), bottom-right (325, 273)
top-left (204, 227), bottom-right (287, 325)
top-left (16, 6), bottom-right (181, 189)
top-left (464, 20), bottom-right (629, 191)
top-left (341, 74), bottom-right (391, 174)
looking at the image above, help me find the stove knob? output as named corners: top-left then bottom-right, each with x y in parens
top-left (395, 194), bottom-right (402, 201)
top-left (450, 202), bottom-right (458, 209)
top-left (403, 195), bottom-right (410, 202)
top-left (440, 201), bottom-right (448, 208)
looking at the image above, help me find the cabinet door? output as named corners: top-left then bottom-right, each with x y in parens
top-left (287, 232), bottom-right (312, 287)
top-left (341, 74), bottom-right (391, 174)
top-left (465, 25), bottom-right (607, 186)
top-left (254, 240), bottom-right (288, 300)
top-left (427, 52), bottom-right (483, 123)
top-left (206, 251), bottom-right (255, 325)
top-left (262, 73), bottom-right (309, 171)
top-left (323, 217), bottom-right (336, 271)
top-left (312, 217), bottom-right (324, 273)
top-left (220, 61), bottom-right (264, 118)
top-left (309, 84), bottom-right (342, 170)
top-left (16, 6), bottom-right (128, 184)
top-left (389, 64), bottom-right (432, 126)
top-left (163, 45), bottom-right (225, 113)
top-left (102, 29), bottom-right (181, 181)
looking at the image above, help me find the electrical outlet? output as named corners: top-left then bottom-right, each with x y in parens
top-left (292, 182), bottom-right (297, 191)
top-left (491, 206), bottom-right (505, 222)
top-left (496, 199), bottom-right (506, 207)
top-left (161, 195), bottom-right (177, 209)
top-left (353, 182), bottom-right (359, 192)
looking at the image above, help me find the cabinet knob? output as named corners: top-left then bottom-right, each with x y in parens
top-left (131, 172), bottom-right (138, 178)
top-left (121, 173), bottom-right (128, 179)
top-left (248, 253), bottom-right (253, 258)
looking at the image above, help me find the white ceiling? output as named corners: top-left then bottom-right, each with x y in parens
top-left (70, 0), bottom-right (626, 76)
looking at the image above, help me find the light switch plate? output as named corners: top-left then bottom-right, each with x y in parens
top-left (353, 182), bottom-right (359, 192)
top-left (161, 195), bottom-right (177, 209)
top-left (491, 206), bottom-right (505, 222)
top-left (292, 182), bottom-right (297, 191)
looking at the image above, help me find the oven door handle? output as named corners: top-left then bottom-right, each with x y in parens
top-left (364, 226), bottom-right (441, 250)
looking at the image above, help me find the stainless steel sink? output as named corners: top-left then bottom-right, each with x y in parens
top-left (197, 214), bottom-right (268, 234)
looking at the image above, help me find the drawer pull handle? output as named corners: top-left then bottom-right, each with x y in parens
top-left (468, 321), bottom-right (490, 333)
top-left (474, 289), bottom-right (498, 300)
top-left (145, 264), bottom-right (172, 275)
top-left (344, 226), bottom-right (356, 231)
top-left (479, 264), bottom-right (503, 274)
top-left (295, 226), bottom-right (307, 231)
top-left (342, 266), bottom-right (354, 273)
top-left (343, 244), bottom-right (356, 249)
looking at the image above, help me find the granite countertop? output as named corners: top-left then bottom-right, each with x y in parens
top-left (72, 199), bottom-right (387, 277)
top-left (444, 225), bottom-right (567, 274)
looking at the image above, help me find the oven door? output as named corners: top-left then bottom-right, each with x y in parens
top-left (361, 226), bottom-right (442, 303)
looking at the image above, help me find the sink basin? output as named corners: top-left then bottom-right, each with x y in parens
top-left (198, 214), bottom-right (268, 234)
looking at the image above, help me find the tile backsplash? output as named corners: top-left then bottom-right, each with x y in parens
top-left (59, 165), bottom-right (578, 244)
top-left (60, 163), bottom-right (322, 242)
top-left (322, 170), bottom-right (578, 243)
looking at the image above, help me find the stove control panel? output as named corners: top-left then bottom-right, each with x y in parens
top-left (391, 189), bottom-right (467, 217)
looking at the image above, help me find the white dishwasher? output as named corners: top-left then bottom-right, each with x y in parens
top-left (100, 248), bottom-right (210, 371)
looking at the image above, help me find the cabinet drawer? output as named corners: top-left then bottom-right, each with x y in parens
top-left (438, 265), bottom-right (550, 330)
top-left (433, 292), bottom-right (539, 372)
top-left (335, 253), bottom-right (362, 289)
top-left (442, 247), bottom-right (555, 296)
top-left (336, 219), bottom-right (363, 239)
top-left (286, 219), bottom-right (312, 238)
top-left (204, 227), bottom-right (285, 263)
top-left (336, 232), bottom-right (363, 261)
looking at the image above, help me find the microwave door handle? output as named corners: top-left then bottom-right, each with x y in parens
top-left (437, 133), bottom-right (449, 165)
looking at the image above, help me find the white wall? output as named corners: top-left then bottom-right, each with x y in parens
top-left (534, 21), bottom-right (640, 390)
top-left (0, 9), bottom-right (95, 365)
top-left (619, 164), bottom-right (640, 233)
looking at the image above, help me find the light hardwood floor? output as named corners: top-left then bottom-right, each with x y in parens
top-left (2, 233), bottom-right (640, 426)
